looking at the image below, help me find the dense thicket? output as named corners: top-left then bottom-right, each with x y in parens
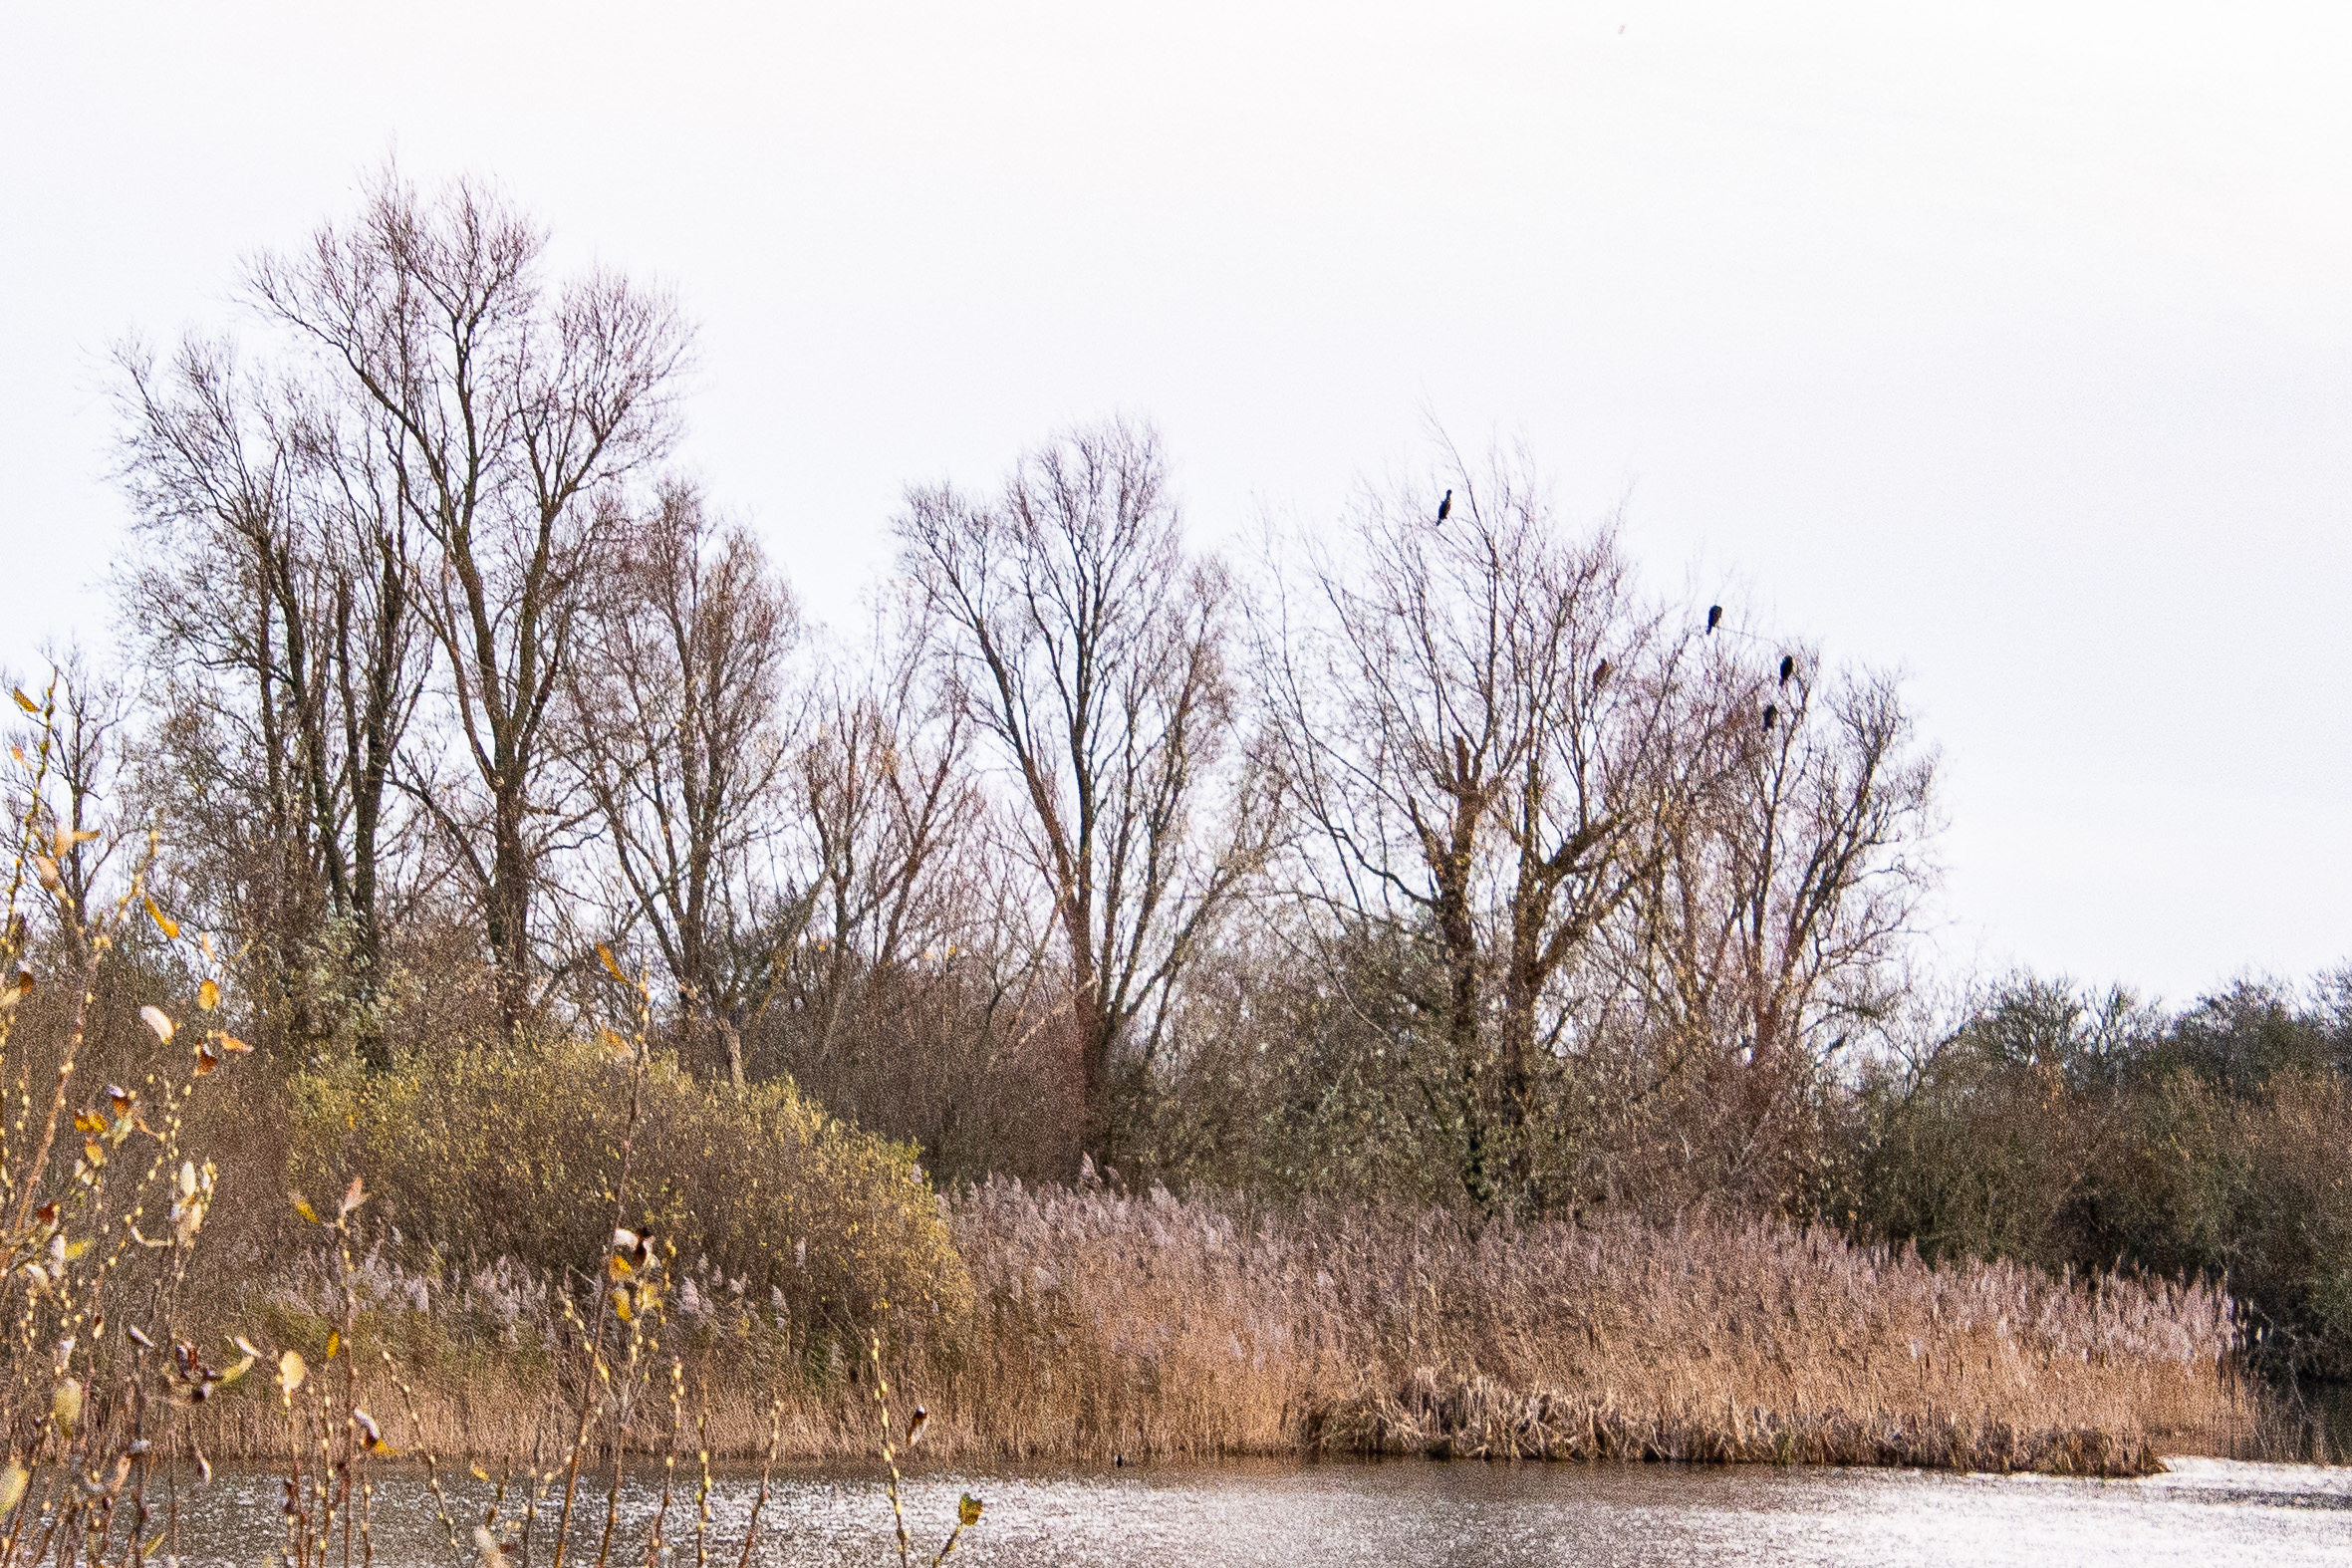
top-left (1847, 969), bottom-right (2352, 1382)
top-left (5, 169), bottom-right (2341, 1395)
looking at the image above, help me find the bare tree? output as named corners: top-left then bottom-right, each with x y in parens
top-left (898, 418), bottom-right (1264, 1163)
top-left (114, 337), bottom-right (426, 1060)
top-left (1624, 644), bottom-right (1940, 1205)
top-left (1257, 449), bottom-right (1714, 1206)
top-left (751, 597), bottom-right (1077, 1168)
top-left (247, 168), bottom-right (692, 1036)
top-left (568, 481), bottom-right (800, 1086)
top-left (792, 597), bottom-right (984, 1066)
top-left (1, 653), bottom-right (133, 974)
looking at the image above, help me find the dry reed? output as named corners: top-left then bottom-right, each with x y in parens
top-left (919, 1179), bottom-right (2248, 1475)
top-left (191, 1177), bottom-right (2252, 1478)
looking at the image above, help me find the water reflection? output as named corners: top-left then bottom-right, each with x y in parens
top-left (151, 1455), bottom-right (2352, 1567)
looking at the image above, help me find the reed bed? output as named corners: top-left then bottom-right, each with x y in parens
top-left (921, 1179), bottom-right (2247, 1474)
top-left (188, 1178), bottom-right (2251, 1477)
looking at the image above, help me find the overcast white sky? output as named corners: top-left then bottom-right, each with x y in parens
top-left (3, 2), bottom-right (2347, 1004)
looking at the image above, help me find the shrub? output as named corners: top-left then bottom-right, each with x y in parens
top-left (286, 1035), bottom-right (971, 1348)
top-left (1850, 970), bottom-right (2352, 1383)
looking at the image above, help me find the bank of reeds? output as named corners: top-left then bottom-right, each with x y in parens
top-left (926, 1179), bottom-right (2247, 1474)
top-left (189, 1177), bottom-right (2251, 1477)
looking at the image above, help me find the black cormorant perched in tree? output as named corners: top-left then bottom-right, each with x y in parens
top-left (1762, 702), bottom-right (1778, 730)
top-left (1706, 604), bottom-right (1722, 634)
top-left (1437, 489), bottom-right (1452, 524)
top-left (1592, 658), bottom-right (1611, 691)
top-left (1778, 653), bottom-right (1795, 685)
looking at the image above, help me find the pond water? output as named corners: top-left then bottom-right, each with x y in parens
top-left (142, 1454), bottom-right (2351, 1566)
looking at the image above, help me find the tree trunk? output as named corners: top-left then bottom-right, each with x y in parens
top-left (489, 781), bottom-right (534, 1039)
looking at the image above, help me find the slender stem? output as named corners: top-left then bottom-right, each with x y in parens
top-left (731, 1399), bottom-right (784, 1568)
top-left (554, 979), bottom-right (652, 1568)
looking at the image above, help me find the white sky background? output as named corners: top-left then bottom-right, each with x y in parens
top-left (2, 2), bottom-right (2347, 1005)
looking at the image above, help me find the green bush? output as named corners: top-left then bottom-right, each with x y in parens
top-left (1850, 970), bottom-right (2352, 1382)
top-left (287, 1035), bottom-right (972, 1344)
top-left (2087, 1068), bottom-right (2352, 1379)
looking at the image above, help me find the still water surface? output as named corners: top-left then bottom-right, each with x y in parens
top-left (158, 1456), bottom-right (2349, 1566)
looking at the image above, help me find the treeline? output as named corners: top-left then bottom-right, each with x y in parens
top-left (12, 169), bottom-right (1936, 1203)
top-left (1851, 970), bottom-right (2352, 1382)
top-left (4, 170), bottom-right (2340, 1384)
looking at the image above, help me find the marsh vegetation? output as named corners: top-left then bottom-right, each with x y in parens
top-left (0, 167), bottom-right (2337, 1562)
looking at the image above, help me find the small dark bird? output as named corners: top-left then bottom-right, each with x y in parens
top-left (1778, 654), bottom-right (1795, 685)
top-left (1592, 659), bottom-right (1612, 691)
top-left (1114, 1453), bottom-right (1127, 1467)
top-left (1762, 703), bottom-right (1778, 731)
top-left (1706, 605), bottom-right (1722, 634)
top-left (1437, 489), bottom-right (1452, 524)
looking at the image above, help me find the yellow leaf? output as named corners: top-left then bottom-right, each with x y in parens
top-left (325, 1330), bottom-right (341, 1361)
top-left (138, 1006), bottom-right (174, 1044)
top-left (144, 898), bottom-right (179, 940)
top-left (354, 1409), bottom-right (393, 1453)
top-left (958, 1493), bottom-right (983, 1527)
top-left (220, 1034), bottom-right (252, 1054)
top-left (0, 1460), bottom-right (25, 1518)
top-left (197, 978), bottom-right (218, 1011)
top-left (52, 1379), bottom-right (84, 1434)
top-left (291, 1192), bottom-right (321, 1224)
top-left (12, 687), bottom-right (37, 714)
top-left (278, 1350), bottom-right (306, 1395)
top-left (596, 943), bottom-right (628, 983)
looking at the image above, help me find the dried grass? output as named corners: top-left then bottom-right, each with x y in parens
top-left (919, 1180), bottom-right (2248, 1474)
top-left (191, 1179), bottom-right (2253, 1477)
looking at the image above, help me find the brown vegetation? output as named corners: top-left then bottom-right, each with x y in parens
top-left (926, 1180), bottom-right (2244, 1473)
top-left (0, 695), bottom-right (2272, 1568)
top-left (175, 1178), bottom-right (2247, 1479)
